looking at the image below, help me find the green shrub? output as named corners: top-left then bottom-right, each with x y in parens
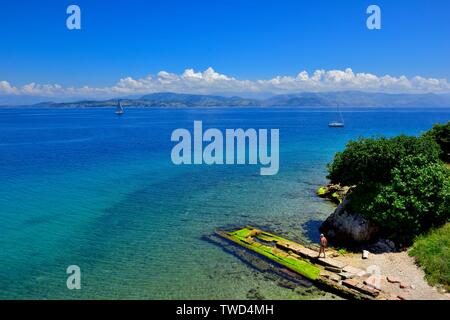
top-left (348, 156), bottom-right (450, 243)
top-left (327, 135), bottom-right (441, 186)
top-left (409, 223), bottom-right (450, 290)
top-left (326, 126), bottom-right (450, 244)
top-left (422, 121), bottom-right (450, 162)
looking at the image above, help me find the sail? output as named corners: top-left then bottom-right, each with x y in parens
top-left (329, 105), bottom-right (344, 127)
top-left (115, 100), bottom-right (124, 114)
top-left (338, 105), bottom-right (344, 124)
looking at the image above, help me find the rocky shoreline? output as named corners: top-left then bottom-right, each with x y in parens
top-left (314, 184), bottom-right (449, 299)
top-left (316, 183), bottom-right (350, 205)
top-left (316, 184), bottom-right (398, 253)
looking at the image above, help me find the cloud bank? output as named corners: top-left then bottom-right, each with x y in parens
top-left (1, 67), bottom-right (450, 99)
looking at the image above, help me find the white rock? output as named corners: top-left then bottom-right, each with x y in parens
top-left (362, 250), bottom-right (369, 259)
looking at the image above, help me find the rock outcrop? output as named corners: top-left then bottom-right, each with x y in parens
top-left (316, 184), bottom-right (352, 205)
top-left (319, 199), bottom-right (381, 246)
top-left (367, 239), bottom-right (397, 253)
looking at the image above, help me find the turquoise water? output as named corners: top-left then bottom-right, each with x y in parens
top-left (0, 107), bottom-right (449, 299)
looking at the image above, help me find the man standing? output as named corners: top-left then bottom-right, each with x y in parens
top-left (318, 234), bottom-right (328, 258)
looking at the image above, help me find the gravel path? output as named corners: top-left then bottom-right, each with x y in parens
top-left (335, 251), bottom-right (449, 300)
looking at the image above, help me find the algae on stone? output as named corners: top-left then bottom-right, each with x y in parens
top-left (226, 227), bottom-right (321, 280)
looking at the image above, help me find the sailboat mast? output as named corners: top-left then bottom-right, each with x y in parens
top-left (115, 100), bottom-right (124, 115)
top-left (338, 105), bottom-right (344, 124)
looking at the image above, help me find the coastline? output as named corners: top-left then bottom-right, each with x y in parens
top-left (333, 250), bottom-right (449, 300)
top-left (215, 226), bottom-right (450, 300)
top-left (1, 108), bottom-right (448, 299)
top-left (311, 120), bottom-right (450, 299)
top-left (313, 181), bottom-right (449, 299)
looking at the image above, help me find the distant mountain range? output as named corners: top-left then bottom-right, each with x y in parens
top-left (3, 91), bottom-right (450, 108)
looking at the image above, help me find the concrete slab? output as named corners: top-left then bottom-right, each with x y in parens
top-left (343, 265), bottom-right (367, 276)
top-left (318, 257), bottom-right (347, 269)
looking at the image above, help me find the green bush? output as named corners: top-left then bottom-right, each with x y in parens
top-left (422, 121), bottom-right (450, 163)
top-left (327, 135), bottom-right (441, 186)
top-left (326, 125), bottom-right (450, 243)
top-left (349, 156), bottom-right (450, 243)
top-left (409, 223), bottom-right (450, 290)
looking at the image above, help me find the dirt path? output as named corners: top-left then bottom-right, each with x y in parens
top-left (334, 251), bottom-right (449, 300)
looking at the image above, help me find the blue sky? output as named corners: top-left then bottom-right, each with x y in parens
top-left (0, 0), bottom-right (449, 99)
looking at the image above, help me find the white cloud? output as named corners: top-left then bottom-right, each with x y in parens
top-left (0, 81), bottom-right (18, 94)
top-left (1, 67), bottom-right (449, 99)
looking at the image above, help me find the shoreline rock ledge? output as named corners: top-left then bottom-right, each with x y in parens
top-left (319, 199), bottom-right (381, 246)
top-left (316, 184), bottom-right (351, 204)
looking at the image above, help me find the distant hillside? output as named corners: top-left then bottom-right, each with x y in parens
top-left (263, 91), bottom-right (450, 107)
top-left (139, 92), bottom-right (259, 107)
top-left (0, 95), bottom-right (57, 106)
top-left (3, 91), bottom-right (450, 108)
top-left (30, 93), bottom-right (259, 108)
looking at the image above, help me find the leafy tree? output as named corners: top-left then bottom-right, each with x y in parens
top-left (327, 135), bottom-right (441, 186)
top-left (348, 156), bottom-right (450, 243)
top-left (423, 121), bottom-right (450, 162)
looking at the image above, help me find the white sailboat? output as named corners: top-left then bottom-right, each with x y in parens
top-left (115, 100), bottom-right (124, 115)
top-left (329, 105), bottom-right (344, 127)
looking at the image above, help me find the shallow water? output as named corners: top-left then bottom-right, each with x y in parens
top-left (0, 107), bottom-right (448, 299)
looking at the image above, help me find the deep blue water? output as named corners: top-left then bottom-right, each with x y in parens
top-left (0, 107), bottom-right (449, 299)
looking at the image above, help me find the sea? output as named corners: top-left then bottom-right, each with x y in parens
top-left (0, 107), bottom-right (449, 299)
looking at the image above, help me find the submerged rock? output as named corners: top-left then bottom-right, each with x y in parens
top-left (319, 199), bottom-right (380, 245)
top-left (246, 288), bottom-right (265, 300)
